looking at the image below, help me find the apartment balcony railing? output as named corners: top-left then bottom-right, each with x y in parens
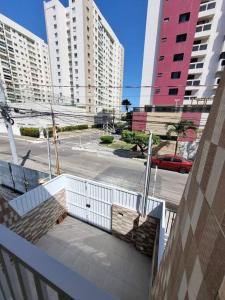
top-left (199, 1), bottom-right (216, 12)
top-left (192, 43), bottom-right (208, 52)
top-left (186, 80), bottom-right (200, 86)
top-left (189, 62), bottom-right (204, 69)
top-left (196, 23), bottom-right (212, 33)
top-left (133, 104), bottom-right (212, 113)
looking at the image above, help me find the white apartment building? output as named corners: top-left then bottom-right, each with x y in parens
top-left (44, 0), bottom-right (124, 113)
top-left (0, 14), bottom-right (52, 104)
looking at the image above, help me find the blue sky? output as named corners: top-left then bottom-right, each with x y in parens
top-left (0, 0), bottom-right (148, 107)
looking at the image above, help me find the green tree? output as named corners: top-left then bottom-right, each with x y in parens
top-left (166, 120), bottom-right (197, 155)
top-left (121, 130), bottom-right (160, 157)
top-left (122, 99), bottom-right (131, 113)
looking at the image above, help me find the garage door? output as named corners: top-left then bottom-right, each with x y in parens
top-left (66, 177), bottom-right (112, 232)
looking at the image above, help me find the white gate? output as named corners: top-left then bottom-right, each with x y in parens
top-left (66, 177), bottom-right (112, 231)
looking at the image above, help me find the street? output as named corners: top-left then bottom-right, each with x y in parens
top-left (0, 130), bottom-right (188, 206)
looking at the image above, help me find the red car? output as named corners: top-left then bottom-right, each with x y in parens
top-left (151, 154), bottom-right (193, 173)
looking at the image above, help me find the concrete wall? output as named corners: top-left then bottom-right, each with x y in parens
top-left (150, 72), bottom-right (225, 299)
top-left (112, 204), bottom-right (159, 257)
top-left (0, 190), bottom-right (66, 244)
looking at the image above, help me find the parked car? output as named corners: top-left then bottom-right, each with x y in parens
top-left (151, 154), bottom-right (193, 173)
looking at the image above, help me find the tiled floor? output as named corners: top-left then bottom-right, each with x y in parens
top-left (36, 216), bottom-right (152, 300)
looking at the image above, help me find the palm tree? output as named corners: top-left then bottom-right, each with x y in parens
top-left (122, 99), bottom-right (131, 113)
top-left (166, 120), bottom-right (197, 155)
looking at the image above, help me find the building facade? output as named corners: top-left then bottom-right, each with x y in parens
top-left (44, 0), bottom-right (124, 113)
top-left (0, 14), bottom-right (52, 103)
top-left (134, 0), bottom-right (225, 133)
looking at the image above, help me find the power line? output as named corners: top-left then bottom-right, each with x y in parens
top-left (4, 83), bottom-right (219, 89)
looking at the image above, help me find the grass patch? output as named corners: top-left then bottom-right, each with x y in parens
top-left (107, 140), bottom-right (135, 150)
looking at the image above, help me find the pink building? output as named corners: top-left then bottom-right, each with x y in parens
top-left (134, 0), bottom-right (225, 135)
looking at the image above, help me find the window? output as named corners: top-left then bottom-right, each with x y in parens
top-left (74, 53), bottom-right (77, 58)
top-left (173, 53), bottom-right (184, 61)
top-left (191, 57), bottom-right (198, 63)
top-left (161, 37), bottom-right (167, 42)
top-left (161, 157), bottom-right (172, 162)
top-left (185, 90), bottom-right (192, 96)
top-left (54, 24), bottom-right (57, 29)
top-left (55, 41), bottom-right (58, 46)
top-left (58, 72), bottom-right (61, 76)
top-left (188, 74), bottom-right (195, 80)
top-left (169, 88), bottom-right (178, 95)
top-left (155, 88), bottom-right (160, 94)
top-left (176, 34), bottom-right (187, 43)
top-left (57, 64), bottom-right (60, 69)
top-left (53, 15), bottom-right (56, 20)
top-left (164, 17), bottom-right (169, 22)
top-left (57, 57), bottom-right (60, 61)
top-left (157, 73), bottom-right (163, 77)
top-left (173, 158), bottom-right (182, 162)
top-left (171, 71), bottom-right (181, 79)
top-left (179, 12), bottom-right (190, 23)
top-left (73, 17), bottom-right (76, 23)
top-left (159, 56), bottom-right (164, 61)
top-left (55, 33), bottom-right (58, 38)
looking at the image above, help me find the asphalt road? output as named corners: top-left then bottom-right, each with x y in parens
top-left (0, 131), bottom-right (188, 206)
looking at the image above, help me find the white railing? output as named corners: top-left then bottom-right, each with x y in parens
top-left (10, 174), bottom-right (163, 219)
top-left (192, 43), bottom-right (207, 52)
top-left (195, 23), bottom-right (212, 33)
top-left (0, 225), bottom-right (116, 300)
top-left (199, 1), bottom-right (216, 12)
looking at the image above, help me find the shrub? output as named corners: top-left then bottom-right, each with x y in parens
top-left (76, 124), bottom-right (88, 130)
top-left (60, 124), bottom-right (88, 132)
top-left (92, 124), bottom-right (102, 129)
top-left (20, 127), bottom-right (40, 138)
top-left (121, 130), bottom-right (160, 156)
top-left (100, 135), bottom-right (114, 144)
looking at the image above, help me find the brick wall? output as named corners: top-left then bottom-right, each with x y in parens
top-left (150, 72), bottom-right (225, 299)
top-left (0, 189), bottom-right (66, 244)
top-left (112, 204), bottom-right (159, 257)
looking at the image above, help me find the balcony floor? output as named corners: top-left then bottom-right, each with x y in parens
top-left (36, 216), bottom-right (152, 300)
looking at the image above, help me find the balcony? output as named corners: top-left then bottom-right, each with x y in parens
top-left (186, 80), bottom-right (200, 89)
top-left (195, 23), bottom-right (212, 38)
top-left (198, 1), bottom-right (216, 18)
top-left (192, 43), bottom-right (208, 57)
top-left (0, 172), bottom-right (167, 300)
top-left (189, 62), bottom-right (204, 74)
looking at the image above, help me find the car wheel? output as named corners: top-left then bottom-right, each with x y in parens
top-left (180, 168), bottom-right (186, 174)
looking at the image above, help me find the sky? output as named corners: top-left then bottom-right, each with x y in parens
top-left (0, 0), bottom-right (148, 107)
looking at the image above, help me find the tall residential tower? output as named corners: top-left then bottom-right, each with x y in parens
top-left (0, 14), bottom-right (52, 103)
top-left (134, 0), bottom-right (225, 133)
top-left (44, 0), bottom-right (124, 113)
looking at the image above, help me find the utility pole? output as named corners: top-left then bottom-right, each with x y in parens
top-left (50, 99), bottom-right (60, 175)
top-left (0, 81), bottom-right (18, 164)
top-left (142, 132), bottom-right (153, 216)
top-left (45, 127), bottom-right (52, 180)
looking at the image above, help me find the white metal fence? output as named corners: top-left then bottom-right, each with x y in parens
top-left (0, 161), bottom-right (50, 193)
top-left (3, 174), bottom-right (167, 299)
